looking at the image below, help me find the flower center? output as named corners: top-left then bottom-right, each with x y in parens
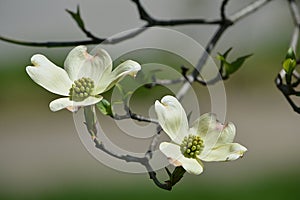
top-left (180, 134), bottom-right (204, 159)
top-left (69, 77), bottom-right (95, 102)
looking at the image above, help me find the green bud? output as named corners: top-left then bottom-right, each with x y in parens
top-left (286, 47), bottom-right (296, 60)
top-left (283, 48), bottom-right (297, 85)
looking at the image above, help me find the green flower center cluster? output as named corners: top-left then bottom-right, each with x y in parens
top-left (180, 134), bottom-right (204, 159)
top-left (69, 77), bottom-right (94, 102)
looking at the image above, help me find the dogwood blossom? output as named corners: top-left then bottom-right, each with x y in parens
top-left (26, 46), bottom-right (141, 112)
top-left (155, 95), bottom-right (247, 175)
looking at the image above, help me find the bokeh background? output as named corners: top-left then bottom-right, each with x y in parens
top-left (1, 0), bottom-right (300, 199)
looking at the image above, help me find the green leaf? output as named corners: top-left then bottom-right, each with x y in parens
top-left (283, 58), bottom-right (296, 85)
top-left (223, 47), bottom-right (233, 59)
top-left (96, 99), bottom-right (113, 117)
top-left (217, 48), bottom-right (252, 77)
top-left (169, 166), bottom-right (186, 186)
top-left (66, 5), bottom-right (85, 30)
top-left (283, 48), bottom-right (297, 84)
top-left (217, 47), bottom-right (232, 61)
top-left (283, 58), bottom-right (297, 74)
top-left (226, 54), bottom-right (252, 75)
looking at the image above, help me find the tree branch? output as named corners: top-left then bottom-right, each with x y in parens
top-left (82, 105), bottom-right (172, 190)
top-left (66, 5), bottom-right (101, 41)
top-left (230, 0), bottom-right (272, 23)
top-left (0, 0), bottom-right (234, 48)
top-left (0, 36), bottom-right (104, 47)
top-left (1, 0), bottom-right (274, 190)
top-left (288, 0), bottom-right (300, 51)
top-left (94, 137), bottom-right (172, 190)
top-left (131, 0), bottom-right (224, 26)
top-left (221, 0), bottom-right (230, 20)
top-left (176, 0), bottom-right (272, 100)
top-left (275, 73), bottom-right (300, 114)
top-left (275, 0), bottom-right (300, 114)
top-left (113, 110), bottom-right (158, 124)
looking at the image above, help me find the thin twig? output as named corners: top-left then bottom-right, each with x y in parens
top-left (192, 24), bottom-right (231, 78)
top-left (94, 137), bottom-right (144, 163)
top-left (275, 0), bottom-right (300, 114)
top-left (288, 0), bottom-right (300, 51)
top-left (176, 23), bottom-right (230, 100)
top-left (94, 135), bottom-right (171, 190)
top-left (176, 0), bottom-right (272, 100)
top-left (230, 0), bottom-right (272, 23)
top-left (131, 0), bottom-right (223, 26)
top-left (65, 5), bottom-right (101, 41)
top-left (0, 0), bottom-right (234, 48)
top-left (0, 36), bottom-right (103, 47)
top-left (288, 0), bottom-right (300, 26)
top-left (113, 111), bottom-right (158, 124)
top-left (275, 74), bottom-right (300, 114)
top-left (95, 137), bottom-right (171, 189)
top-left (83, 105), bottom-right (170, 190)
top-left (145, 127), bottom-right (162, 159)
top-left (221, 0), bottom-right (230, 20)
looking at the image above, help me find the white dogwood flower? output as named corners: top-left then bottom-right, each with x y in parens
top-left (26, 46), bottom-right (141, 112)
top-left (155, 95), bottom-right (247, 175)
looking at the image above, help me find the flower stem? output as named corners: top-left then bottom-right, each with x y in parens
top-left (83, 105), bottom-right (97, 138)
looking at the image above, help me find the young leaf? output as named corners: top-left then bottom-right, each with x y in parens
top-left (217, 48), bottom-right (252, 78)
top-left (96, 99), bottom-right (113, 117)
top-left (283, 48), bottom-right (297, 85)
top-left (217, 47), bottom-right (232, 62)
top-left (226, 54), bottom-right (252, 75)
top-left (66, 5), bottom-right (85, 30)
top-left (283, 58), bottom-right (296, 74)
top-left (222, 47), bottom-right (233, 59)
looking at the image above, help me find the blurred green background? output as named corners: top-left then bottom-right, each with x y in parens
top-left (1, 0), bottom-right (300, 199)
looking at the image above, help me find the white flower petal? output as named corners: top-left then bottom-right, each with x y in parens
top-left (93, 60), bottom-right (141, 94)
top-left (155, 95), bottom-right (189, 144)
top-left (77, 48), bottom-right (113, 84)
top-left (190, 113), bottom-right (236, 158)
top-left (201, 130), bottom-right (223, 158)
top-left (159, 142), bottom-right (182, 160)
top-left (200, 143), bottom-right (247, 162)
top-left (216, 122), bottom-right (236, 145)
top-left (159, 142), bottom-right (203, 175)
top-left (49, 96), bottom-right (103, 112)
top-left (26, 54), bottom-right (72, 96)
top-left (201, 122), bottom-right (237, 157)
top-left (189, 113), bottom-right (217, 138)
top-left (91, 47), bottom-right (113, 79)
top-left (76, 59), bottom-right (102, 84)
top-left (64, 46), bottom-right (112, 84)
top-left (178, 156), bottom-right (204, 175)
top-left (64, 46), bottom-right (88, 81)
